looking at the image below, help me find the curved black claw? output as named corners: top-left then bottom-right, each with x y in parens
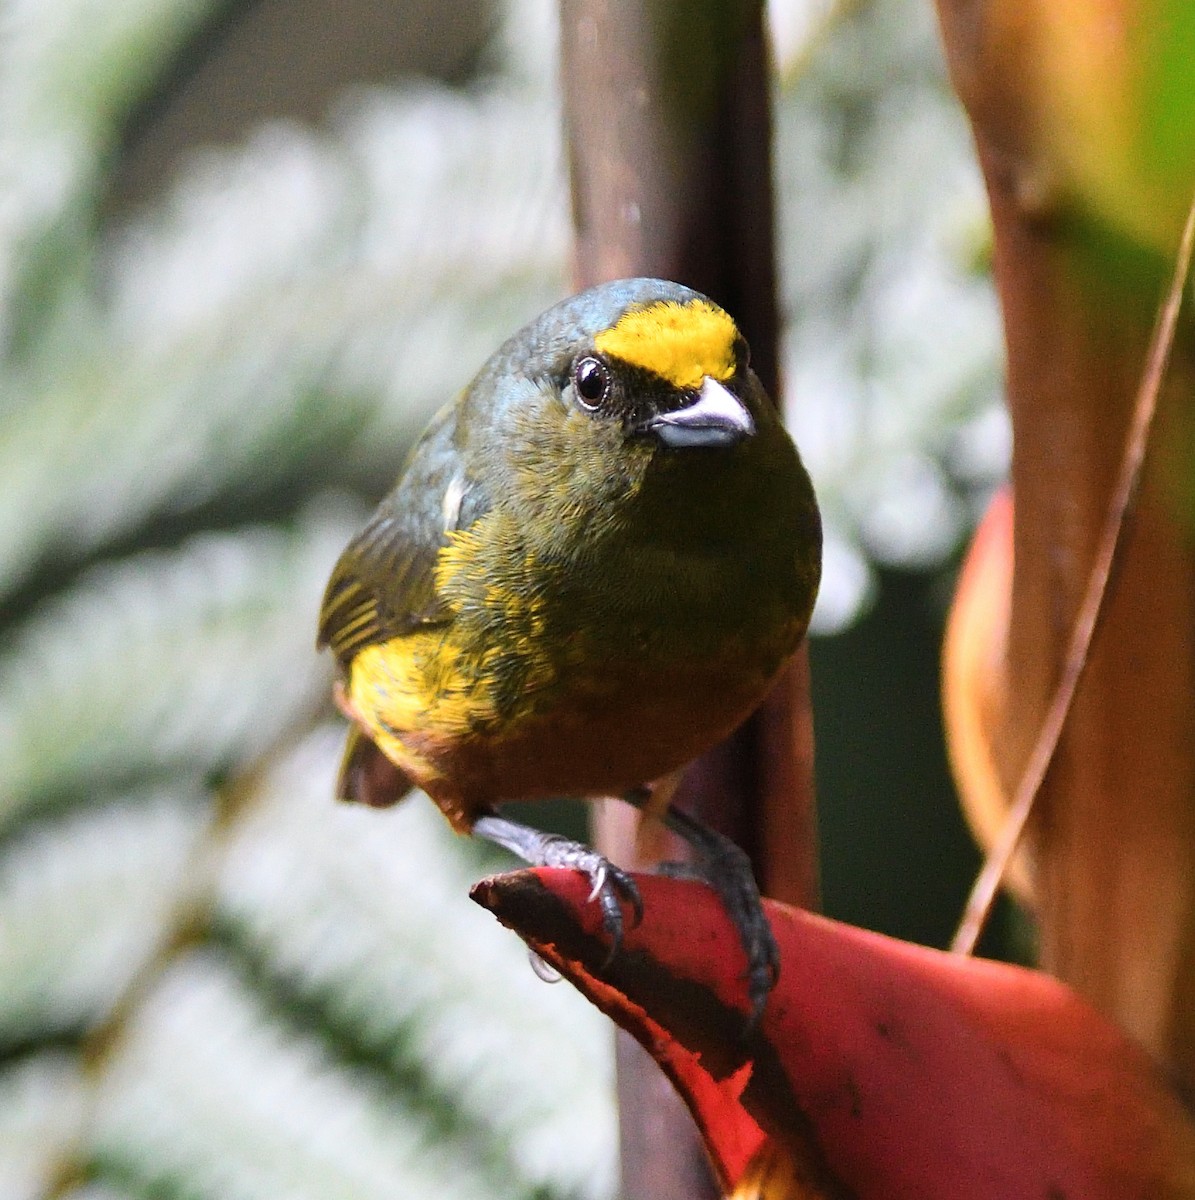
top-left (535, 834), bottom-right (643, 963)
top-left (472, 814), bottom-right (642, 965)
top-left (629, 797), bottom-right (781, 1027)
top-left (700, 832), bottom-right (781, 1024)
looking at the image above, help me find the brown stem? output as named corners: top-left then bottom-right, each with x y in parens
top-left (561, 0), bottom-right (820, 1193)
top-left (934, 0), bottom-right (1195, 1089)
top-left (952, 190), bottom-right (1195, 956)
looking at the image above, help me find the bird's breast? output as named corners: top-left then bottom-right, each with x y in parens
top-left (346, 498), bottom-right (807, 813)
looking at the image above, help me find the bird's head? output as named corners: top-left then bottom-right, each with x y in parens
top-left (468, 280), bottom-right (784, 527)
top-left (565, 280), bottom-right (758, 450)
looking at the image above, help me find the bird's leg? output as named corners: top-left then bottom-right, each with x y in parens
top-left (623, 782), bottom-right (780, 1024)
top-left (472, 812), bottom-right (643, 963)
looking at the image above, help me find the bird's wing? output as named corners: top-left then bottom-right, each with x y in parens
top-left (317, 403), bottom-right (489, 668)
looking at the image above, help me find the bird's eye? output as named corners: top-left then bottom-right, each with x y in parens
top-left (573, 356), bottom-right (610, 409)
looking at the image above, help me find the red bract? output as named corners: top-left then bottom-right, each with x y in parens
top-left (472, 869), bottom-right (1195, 1199)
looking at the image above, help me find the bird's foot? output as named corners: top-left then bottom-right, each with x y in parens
top-left (626, 794), bottom-right (780, 1026)
top-left (472, 814), bottom-right (643, 963)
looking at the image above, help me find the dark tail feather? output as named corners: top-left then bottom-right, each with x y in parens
top-left (337, 726), bottom-right (414, 808)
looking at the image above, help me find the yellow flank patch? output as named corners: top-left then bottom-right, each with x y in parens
top-left (349, 635), bottom-right (491, 743)
top-left (348, 518), bottom-right (568, 770)
top-left (432, 524), bottom-right (486, 600)
top-left (594, 299), bottom-right (738, 390)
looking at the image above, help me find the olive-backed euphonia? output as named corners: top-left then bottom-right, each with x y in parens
top-left (318, 278), bottom-right (821, 1013)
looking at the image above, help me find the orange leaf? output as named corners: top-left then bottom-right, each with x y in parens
top-left (942, 485), bottom-right (1021, 896)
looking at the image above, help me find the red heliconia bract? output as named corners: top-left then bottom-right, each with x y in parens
top-left (473, 868), bottom-right (1195, 1199)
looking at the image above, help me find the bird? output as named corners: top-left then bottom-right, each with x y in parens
top-left (317, 277), bottom-right (821, 1015)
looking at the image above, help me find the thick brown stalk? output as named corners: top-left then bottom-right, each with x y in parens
top-left (935, 0), bottom-right (1195, 1089)
top-left (951, 195), bottom-right (1195, 957)
top-left (560, 1), bottom-right (819, 1194)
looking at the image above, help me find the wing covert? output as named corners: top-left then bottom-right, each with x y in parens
top-left (317, 403), bottom-right (488, 667)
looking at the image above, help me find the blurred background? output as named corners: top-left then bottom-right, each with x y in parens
top-left (0, 0), bottom-right (1008, 1195)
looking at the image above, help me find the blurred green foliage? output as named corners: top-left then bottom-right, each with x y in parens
top-left (0, 0), bottom-right (1002, 1196)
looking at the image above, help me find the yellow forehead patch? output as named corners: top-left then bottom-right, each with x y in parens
top-left (593, 299), bottom-right (738, 390)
